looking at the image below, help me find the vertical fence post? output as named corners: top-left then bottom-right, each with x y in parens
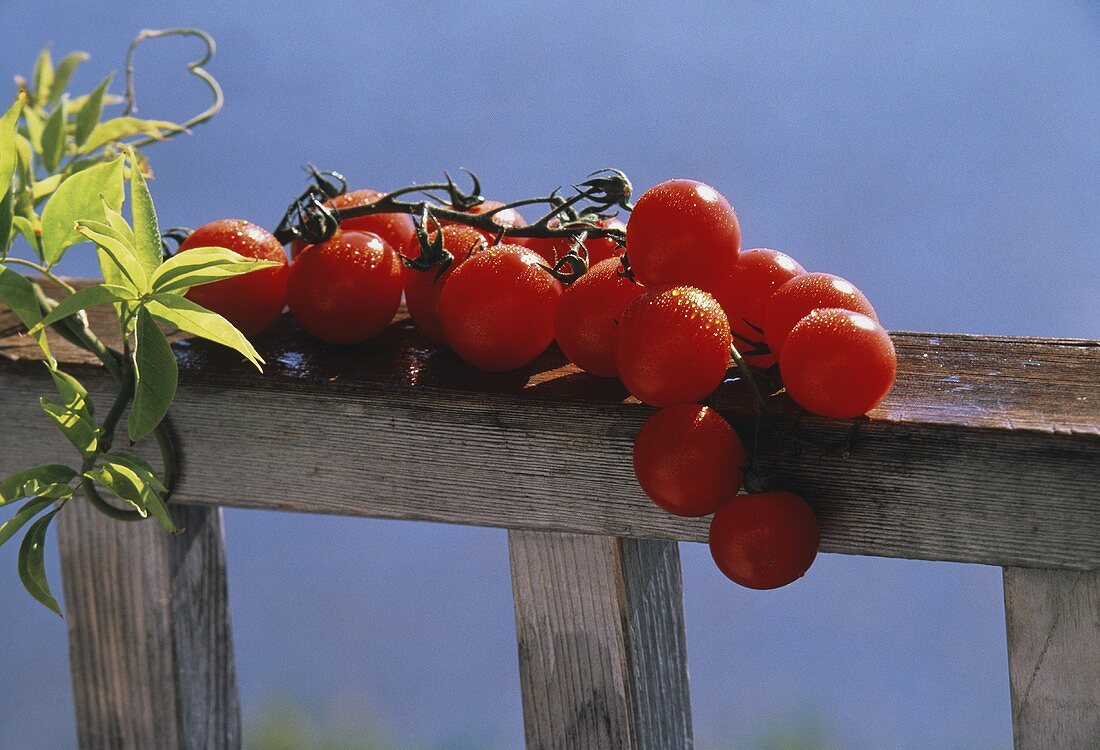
top-left (1002, 567), bottom-right (1100, 749)
top-left (508, 530), bottom-right (692, 750)
top-left (58, 500), bottom-right (241, 750)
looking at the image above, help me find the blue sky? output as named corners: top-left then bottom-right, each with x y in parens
top-left (1, 2), bottom-right (1097, 748)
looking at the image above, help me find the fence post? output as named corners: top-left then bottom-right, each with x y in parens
top-left (1002, 567), bottom-right (1100, 749)
top-left (508, 530), bottom-right (692, 749)
top-left (58, 500), bottom-right (241, 750)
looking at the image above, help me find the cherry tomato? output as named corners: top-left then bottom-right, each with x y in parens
top-left (764, 273), bottom-right (876, 359)
top-left (439, 244), bottom-right (563, 371)
top-left (523, 217), bottom-right (626, 267)
top-left (711, 248), bottom-right (806, 367)
top-left (290, 189), bottom-right (416, 259)
top-left (633, 404), bottom-right (747, 517)
top-left (181, 219), bottom-right (289, 337)
top-left (287, 230), bottom-right (403, 344)
top-left (625, 179), bottom-right (740, 290)
top-left (615, 286), bottom-right (732, 406)
top-left (779, 308), bottom-right (896, 418)
top-left (709, 491), bottom-right (820, 590)
top-left (402, 225), bottom-right (487, 343)
top-left (554, 257), bottom-right (644, 377)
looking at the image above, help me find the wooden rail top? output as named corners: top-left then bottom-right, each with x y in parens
top-left (2, 279), bottom-right (1098, 570)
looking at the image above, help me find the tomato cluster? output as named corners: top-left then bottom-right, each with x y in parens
top-left (178, 174), bottom-right (896, 591)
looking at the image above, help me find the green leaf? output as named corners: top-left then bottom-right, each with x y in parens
top-left (76, 78), bottom-right (113, 145)
top-left (0, 96), bottom-right (25, 253)
top-left (46, 52), bottom-right (89, 106)
top-left (30, 173), bottom-right (63, 202)
top-left (28, 283), bottom-right (136, 335)
top-left (126, 149), bottom-right (162, 278)
top-left (0, 190), bottom-right (12, 258)
top-left (21, 107), bottom-right (44, 153)
top-left (14, 134), bottom-right (34, 184)
top-left (150, 246), bottom-right (281, 294)
top-left (78, 117), bottom-right (185, 155)
top-left (40, 397), bottom-right (98, 457)
top-left (100, 452), bottom-right (167, 494)
top-left (0, 96), bottom-right (23, 194)
top-left (85, 459), bottom-right (175, 532)
top-left (74, 220), bottom-right (148, 292)
top-left (12, 215), bottom-right (39, 252)
top-left (84, 463), bottom-right (146, 517)
top-left (95, 453), bottom-right (175, 532)
top-left (0, 465), bottom-right (77, 506)
top-left (40, 99), bottom-right (67, 173)
top-left (46, 364), bottom-right (94, 420)
top-left (69, 88), bottom-right (122, 116)
top-left (18, 509), bottom-right (62, 616)
top-left (147, 294), bottom-right (265, 370)
top-left (0, 498), bottom-right (55, 548)
top-left (31, 46), bottom-right (54, 105)
top-left (102, 199), bottom-right (136, 248)
top-left (129, 307), bottom-right (178, 442)
top-left (0, 266), bottom-right (52, 363)
top-left (40, 156), bottom-right (124, 265)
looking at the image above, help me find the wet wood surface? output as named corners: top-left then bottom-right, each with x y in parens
top-left (2, 279), bottom-right (1099, 569)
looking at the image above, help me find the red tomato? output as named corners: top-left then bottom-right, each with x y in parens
top-left (625, 179), bottom-right (740, 290)
top-left (290, 189), bottom-right (416, 258)
top-left (523, 217), bottom-right (626, 267)
top-left (615, 286), bottom-right (732, 406)
top-left (780, 308), bottom-right (897, 418)
top-left (439, 244), bottom-right (563, 371)
top-left (181, 219), bottom-right (289, 336)
top-left (764, 273), bottom-right (876, 359)
top-left (633, 404), bottom-right (747, 517)
top-left (711, 248), bottom-right (806, 367)
top-left (709, 491), bottom-right (820, 589)
top-left (554, 257), bottom-right (644, 377)
top-left (287, 230), bottom-right (403, 344)
top-left (402, 225), bottom-right (487, 343)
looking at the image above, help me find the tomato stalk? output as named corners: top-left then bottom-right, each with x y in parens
top-left (272, 168), bottom-right (633, 249)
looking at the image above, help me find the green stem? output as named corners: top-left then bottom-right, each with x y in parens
top-left (729, 343), bottom-right (770, 415)
top-left (99, 367), bottom-right (134, 452)
top-left (5, 258), bottom-right (76, 294)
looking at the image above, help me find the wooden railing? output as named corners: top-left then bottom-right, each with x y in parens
top-left (1, 281), bottom-right (1097, 749)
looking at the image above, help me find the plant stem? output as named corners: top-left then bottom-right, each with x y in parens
top-left (5, 258), bottom-right (76, 294)
top-left (123, 28), bottom-right (223, 146)
top-left (274, 170), bottom-right (632, 246)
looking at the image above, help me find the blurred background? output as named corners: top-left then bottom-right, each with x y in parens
top-left (1, 1), bottom-right (1097, 748)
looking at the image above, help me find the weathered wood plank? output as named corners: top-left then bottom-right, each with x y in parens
top-left (508, 531), bottom-right (691, 749)
top-left (58, 499), bottom-right (240, 749)
top-left (1003, 567), bottom-right (1100, 749)
top-left (2, 364), bottom-right (1096, 569)
top-left (2, 280), bottom-right (1098, 569)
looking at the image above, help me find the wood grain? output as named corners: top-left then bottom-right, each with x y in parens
top-left (58, 499), bottom-right (240, 749)
top-left (1003, 567), bottom-right (1100, 749)
top-left (1, 279), bottom-right (1098, 570)
top-left (509, 531), bottom-right (691, 749)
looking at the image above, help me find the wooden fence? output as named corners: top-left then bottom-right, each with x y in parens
top-left (1, 282), bottom-right (1097, 749)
